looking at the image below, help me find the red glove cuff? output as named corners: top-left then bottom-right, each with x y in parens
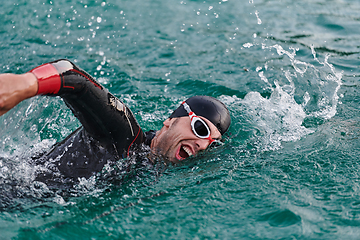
top-left (30, 63), bottom-right (61, 95)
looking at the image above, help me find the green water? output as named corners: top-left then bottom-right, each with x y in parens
top-left (1, 0), bottom-right (360, 239)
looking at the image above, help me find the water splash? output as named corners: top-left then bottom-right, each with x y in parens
top-left (222, 44), bottom-right (342, 151)
top-left (261, 44), bottom-right (342, 119)
top-left (309, 45), bottom-right (343, 119)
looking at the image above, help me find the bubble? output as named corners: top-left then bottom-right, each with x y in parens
top-left (97, 17), bottom-right (102, 23)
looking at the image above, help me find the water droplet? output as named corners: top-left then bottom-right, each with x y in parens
top-left (255, 10), bottom-right (262, 24)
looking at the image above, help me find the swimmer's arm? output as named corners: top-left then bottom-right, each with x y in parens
top-left (0, 73), bottom-right (38, 116)
top-left (29, 59), bottom-right (144, 155)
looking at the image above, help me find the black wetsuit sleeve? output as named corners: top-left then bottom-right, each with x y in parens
top-left (30, 59), bottom-right (144, 157)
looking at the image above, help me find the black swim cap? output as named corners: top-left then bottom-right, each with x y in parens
top-left (169, 96), bottom-right (231, 135)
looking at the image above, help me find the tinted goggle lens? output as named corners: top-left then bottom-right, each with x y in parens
top-left (192, 118), bottom-right (210, 138)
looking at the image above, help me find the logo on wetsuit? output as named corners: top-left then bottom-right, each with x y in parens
top-left (108, 95), bottom-right (135, 136)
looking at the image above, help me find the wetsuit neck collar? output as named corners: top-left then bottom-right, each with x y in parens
top-left (144, 130), bottom-right (157, 146)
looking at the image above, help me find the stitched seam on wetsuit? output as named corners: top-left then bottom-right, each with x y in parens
top-left (127, 128), bottom-right (141, 157)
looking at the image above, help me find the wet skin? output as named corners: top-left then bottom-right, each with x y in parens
top-left (0, 73), bottom-right (37, 116)
top-left (150, 116), bottom-right (222, 163)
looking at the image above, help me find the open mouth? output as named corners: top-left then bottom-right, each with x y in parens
top-left (176, 145), bottom-right (193, 160)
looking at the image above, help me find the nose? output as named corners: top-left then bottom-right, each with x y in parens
top-left (194, 138), bottom-right (211, 151)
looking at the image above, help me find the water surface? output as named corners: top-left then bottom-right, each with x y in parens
top-left (1, 0), bottom-right (360, 239)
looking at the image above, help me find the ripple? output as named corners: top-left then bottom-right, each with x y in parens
top-left (258, 209), bottom-right (302, 227)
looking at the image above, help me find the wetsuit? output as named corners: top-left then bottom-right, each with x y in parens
top-left (29, 59), bottom-right (155, 184)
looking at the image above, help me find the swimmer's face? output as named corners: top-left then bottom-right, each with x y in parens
top-left (150, 116), bottom-right (221, 163)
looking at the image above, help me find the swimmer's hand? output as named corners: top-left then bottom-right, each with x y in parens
top-left (0, 73), bottom-right (38, 116)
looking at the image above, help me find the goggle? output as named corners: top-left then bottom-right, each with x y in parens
top-left (182, 101), bottom-right (221, 146)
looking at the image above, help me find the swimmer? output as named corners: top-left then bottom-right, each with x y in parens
top-left (0, 59), bottom-right (230, 183)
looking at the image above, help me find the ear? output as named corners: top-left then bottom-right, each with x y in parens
top-left (163, 118), bottom-right (172, 127)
